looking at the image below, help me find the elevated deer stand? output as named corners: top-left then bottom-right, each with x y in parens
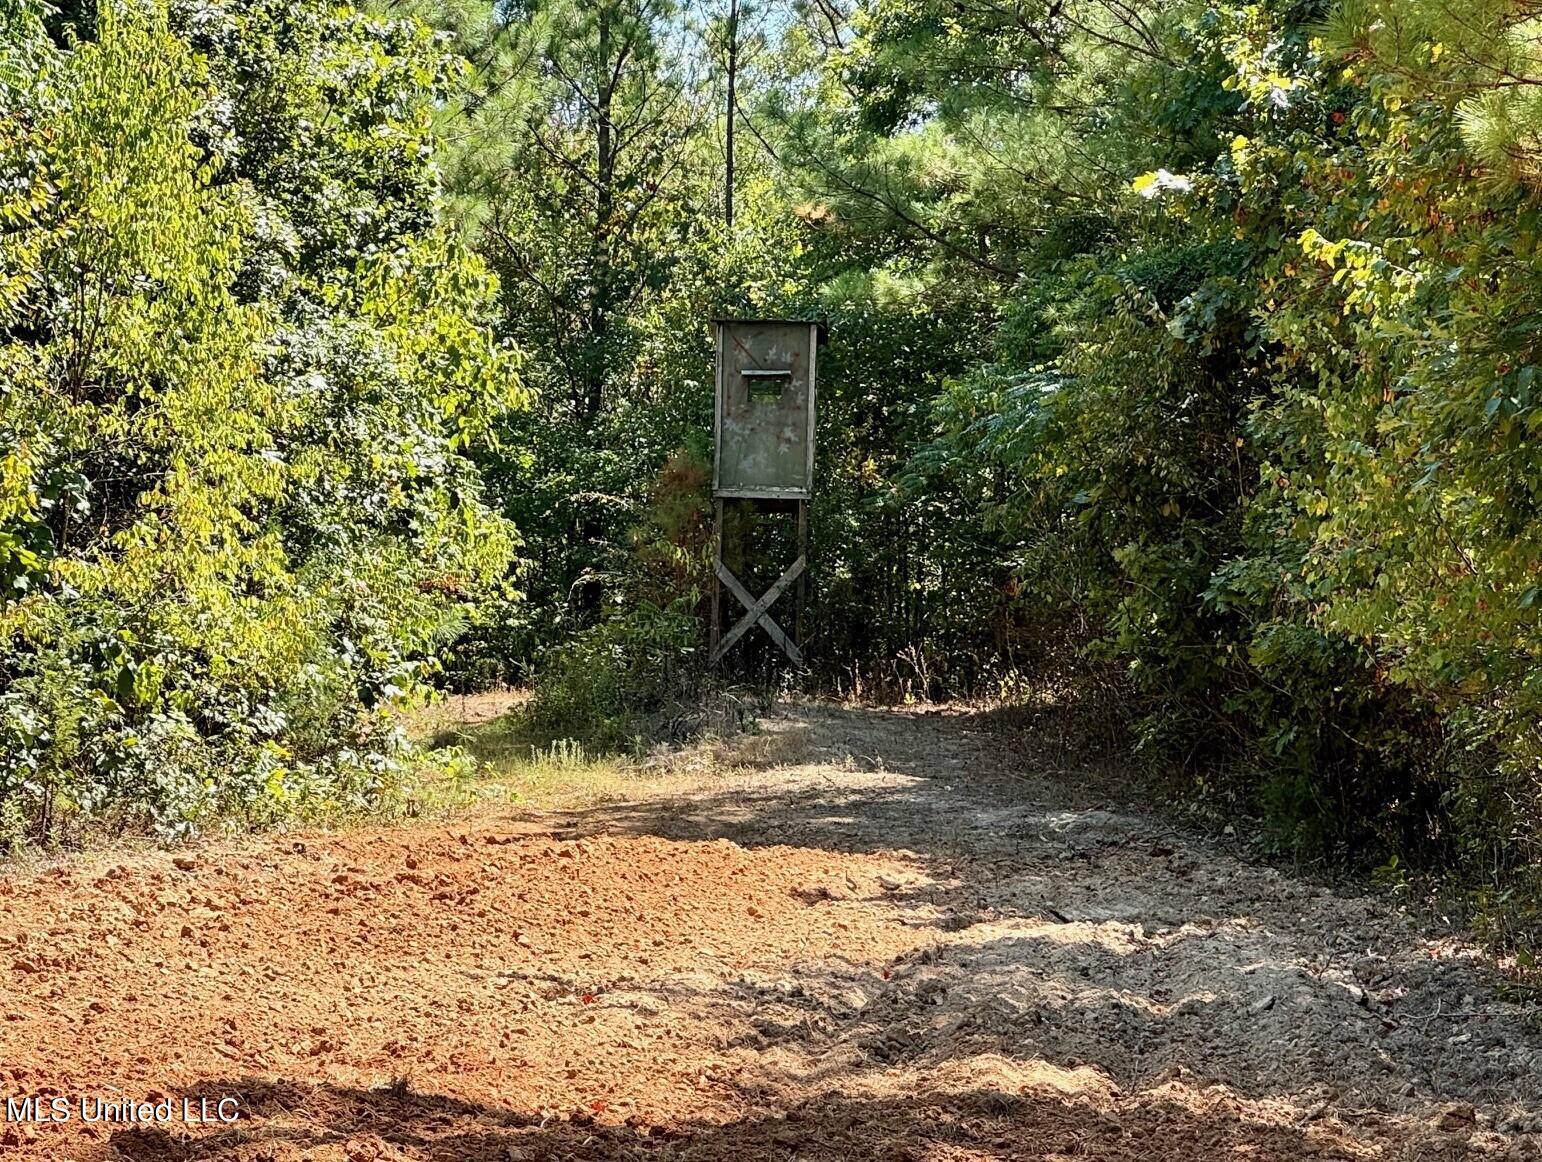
top-left (708, 319), bottom-right (820, 668)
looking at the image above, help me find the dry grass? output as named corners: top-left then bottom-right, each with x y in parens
top-left (402, 688), bottom-right (810, 814)
top-left (395, 688), bottom-right (532, 742)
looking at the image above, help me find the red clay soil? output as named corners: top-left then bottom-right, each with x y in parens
top-left (0, 705), bottom-right (1534, 1160)
top-left (0, 821), bottom-right (1358, 1162)
top-left (0, 823), bottom-right (933, 1160)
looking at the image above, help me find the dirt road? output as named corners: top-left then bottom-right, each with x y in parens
top-left (2, 704), bottom-right (1539, 1160)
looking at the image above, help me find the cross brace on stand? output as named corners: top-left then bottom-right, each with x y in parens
top-left (709, 498), bottom-right (808, 667)
top-left (711, 555), bottom-right (805, 666)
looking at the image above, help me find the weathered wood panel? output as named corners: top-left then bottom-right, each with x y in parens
top-left (713, 320), bottom-right (817, 499)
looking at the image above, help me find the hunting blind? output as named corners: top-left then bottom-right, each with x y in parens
top-left (709, 319), bottom-right (822, 667)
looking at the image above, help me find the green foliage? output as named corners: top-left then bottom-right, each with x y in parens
top-left (524, 598), bottom-right (706, 750)
top-left (0, 0), bottom-right (521, 840)
top-left (628, 441), bottom-right (715, 608)
top-left (429, 0), bottom-right (725, 664)
top-left (17, 0), bottom-right (1542, 957)
top-left (757, 0), bottom-right (1542, 943)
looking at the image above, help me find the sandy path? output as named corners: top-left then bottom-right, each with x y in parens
top-left (0, 703), bottom-right (1538, 1160)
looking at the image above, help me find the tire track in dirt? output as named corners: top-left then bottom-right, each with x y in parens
top-left (0, 703), bottom-right (1538, 1160)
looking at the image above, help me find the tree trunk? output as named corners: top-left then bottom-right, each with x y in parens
top-left (725, 0), bottom-right (738, 227)
top-left (586, 3), bottom-right (616, 421)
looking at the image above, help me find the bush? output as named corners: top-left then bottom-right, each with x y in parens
top-left (524, 599), bottom-right (706, 750)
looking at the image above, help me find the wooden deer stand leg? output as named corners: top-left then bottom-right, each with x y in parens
top-left (709, 497), bottom-right (808, 668)
top-left (710, 497), bottom-right (724, 660)
top-left (795, 499), bottom-right (808, 649)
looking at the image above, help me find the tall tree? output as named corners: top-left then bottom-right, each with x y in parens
top-left (415, 0), bottom-right (754, 646)
top-left (431, 0), bottom-right (706, 418)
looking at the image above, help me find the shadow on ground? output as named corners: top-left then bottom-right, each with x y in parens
top-left (107, 1073), bottom-right (1393, 1162)
top-left (489, 703), bottom-right (1126, 859)
top-left (466, 703), bottom-right (1542, 1141)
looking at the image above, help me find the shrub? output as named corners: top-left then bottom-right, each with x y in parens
top-left (524, 599), bottom-right (706, 751)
